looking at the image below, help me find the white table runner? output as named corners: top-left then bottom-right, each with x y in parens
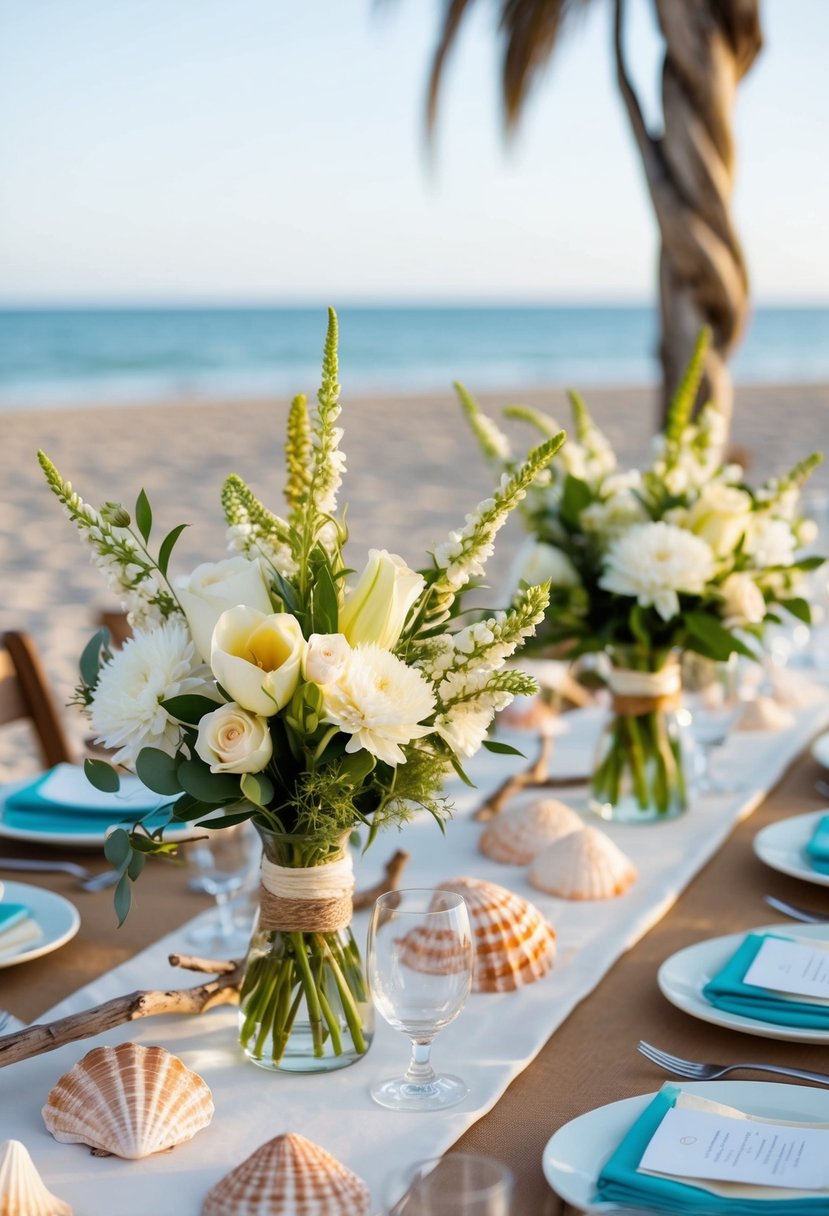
top-left (1, 689), bottom-right (828, 1215)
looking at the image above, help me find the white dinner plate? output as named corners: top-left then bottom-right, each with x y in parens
top-left (0, 879), bottom-right (80, 969)
top-left (0, 779), bottom-right (201, 848)
top-left (542, 1080), bottom-right (829, 1214)
top-left (753, 810), bottom-right (829, 889)
top-left (657, 921), bottom-right (829, 1044)
top-left (812, 732), bottom-right (829, 769)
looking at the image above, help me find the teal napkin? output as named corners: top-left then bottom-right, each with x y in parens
top-left (3, 763), bottom-right (169, 835)
top-left (597, 1084), bottom-right (829, 1214)
top-left (702, 933), bottom-right (829, 1030)
top-left (804, 814), bottom-right (829, 875)
top-left (0, 904), bottom-right (29, 934)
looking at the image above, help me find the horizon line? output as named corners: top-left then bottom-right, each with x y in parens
top-left (1, 297), bottom-right (829, 311)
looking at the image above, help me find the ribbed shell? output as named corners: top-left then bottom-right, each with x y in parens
top-left (0, 1139), bottom-right (72, 1216)
top-left (201, 1133), bottom-right (371, 1216)
top-left (529, 827), bottom-right (637, 899)
top-left (399, 877), bottom-right (556, 993)
top-left (479, 799), bottom-right (583, 865)
top-left (42, 1043), bottom-right (214, 1160)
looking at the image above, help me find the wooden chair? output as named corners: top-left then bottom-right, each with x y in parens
top-left (97, 609), bottom-right (132, 648)
top-left (0, 631), bottom-right (74, 768)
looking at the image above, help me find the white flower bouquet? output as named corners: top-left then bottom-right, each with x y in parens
top-left (458, 331), bottom-right (823, 820)
top-left (39, 309), bottom-right (561, 1071)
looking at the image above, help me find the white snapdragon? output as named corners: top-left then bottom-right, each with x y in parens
top-left (745, 515), bottom-right (797, 568)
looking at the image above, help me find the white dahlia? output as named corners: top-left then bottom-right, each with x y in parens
top-left (599, 521), bottom-right (715, 621)
top-left (321, 644), bottom-right (436, 767)
top-left (89, 620), bottom-right (209, 766)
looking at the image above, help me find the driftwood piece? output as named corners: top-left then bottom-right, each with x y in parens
top-left (352, 848), bottom-right (410, 910)
top-left (0, 956), bottom-right (245, 1069)
top-left (473, 733), bottom-right (585, 821)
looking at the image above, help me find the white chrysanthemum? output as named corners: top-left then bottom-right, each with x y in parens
top-left (89, 620), bottom-right (208, 766)
top-left (321, 644), bottom-right (436, 767)
top-left (600, 522), bottom-right (715, 621)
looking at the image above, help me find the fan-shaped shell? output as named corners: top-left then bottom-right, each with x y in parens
top-left (201, 1132), bottom-right (371, 1216)
top-left (529, 827), bottom-right (637, 899)
top-left (479, 799), bottom-right (583, 865)
top-left (399, 877), bottom-right (556, 993)
top-left (42, 1043), bottom-right (214, 1160)
top-left (0, 1139), bottom-right (72, 1216)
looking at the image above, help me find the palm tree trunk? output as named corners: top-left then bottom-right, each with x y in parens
top-left (614, 0), bottom-right (762, 431)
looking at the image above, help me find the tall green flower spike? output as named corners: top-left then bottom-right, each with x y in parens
top-left (454, 381), bottom-right (512, 462)
top-left (222, 473), bottom-right (295, 556)
top-left (308, 306), bottom-right (345, 519)
top-left (284, 393), bottom-right (312, 516)
top-left (665, 326), bottom-right (711, 446)
top-left (503, 403), bottom-right (562, 439)
top-left (566, 390), bottom-right (595, 444)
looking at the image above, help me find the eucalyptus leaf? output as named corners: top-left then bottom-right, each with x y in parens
top-left (780, 596), bottom-right (812, 624)
top-left (559, 474), bottom-right (592, 531)
top-left (114, 873), bottom-right (132, 927)
top-left (84, 757), bottom-right (120, 793)
top-left (683, 612), bottom-right (754, 660)
top-left (240, 771), bottom-right (274, 808)
top-left (104, 827), bottom-right (131, 868)
top-left (79, 628), bottom-right (110, 690)
top-left (135, 489), bottom-right (153, 543)
top-left (135, 747), bottom-right (182, 795)
top-left (195, 808), bottom-right (255, 830)
top-left (127, 851), bottom-right (146, 881)
top-left (177, 758), bottom-right (241, 803)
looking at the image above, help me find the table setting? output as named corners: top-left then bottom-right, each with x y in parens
top-left (2, 317), bottom-right (829, 1214)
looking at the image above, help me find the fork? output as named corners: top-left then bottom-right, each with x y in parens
top-left (764, 894), bottom-right (829, 924)
top-left (638, 1041), bottom-right (829, 1086)
top-left (0, 857), bottom-right (120, 892)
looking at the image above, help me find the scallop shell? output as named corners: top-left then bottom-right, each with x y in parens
top-left (529, 827), bottom-right (637, 899)
top-left (0, 1139), bottom-right (73, 1216)
top-left (479, 799), bottom-right (583, 865)
top-left (201, 1132), bottom-right (371, 1216)
top-left (399, 877), bottom-right (556, 993)
top-left (42, 1043), bottom-right (214, 1160)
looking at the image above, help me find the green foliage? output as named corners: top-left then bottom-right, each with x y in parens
top-left (665, 327), bottom-right (711, 445)
top-left (503, 403), bottom-right (560, 438)
top-left (84, 757), bottom-right (120, 793)
top-left (454, 381), bottom-right (511, 461)
top-left (135, 489), bottom-right (152, 543)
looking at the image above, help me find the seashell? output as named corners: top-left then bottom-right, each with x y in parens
top-left (201, 1132), bottom-right (371, 1216)
top-left (399, 877), bottom-right (556, 993)
top-left (479, 798), bottom-right (583, 865)
top-left (529, 827), bottom-right (637, 899)
top-left (737, 696), bottom-right (794, 732)
top-left (42, 1043), bottom-right (214, 1160)
top-left (0, 1139), bottom-right (73, 1216)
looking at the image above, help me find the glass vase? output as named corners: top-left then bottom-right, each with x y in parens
top-left (589, 651), bottom-right (688, 823)
top-left (238, 826), bottom-right (374, 1073)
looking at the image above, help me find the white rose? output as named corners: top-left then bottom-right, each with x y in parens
top-left (686, 484), bottom-right (752, 557)
top-left (176, 556), bottom-right (273, 661)
top-left (340, 549), bottom-right (425, 650)
top-left (195, 702), bottom-right (273, 774)
top-left (304, 633), bottom-right (351, 685)
top-left (510, 540), bottom-right (581, 592)
top-left (719, 573), bottom-right (766, 629)
top-left (211, 606), bottom-right (305, 715)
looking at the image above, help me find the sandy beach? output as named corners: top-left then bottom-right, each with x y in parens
top-left (2, 381), bottom-right (827, 778)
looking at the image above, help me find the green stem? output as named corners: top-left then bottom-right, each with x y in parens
top-left (316, 933), bottom-right (368, 1054)
top-left (291, 932), bottom-right (325, 1056)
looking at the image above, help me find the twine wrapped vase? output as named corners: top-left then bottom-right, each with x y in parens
top-left (589, 650), bottom-right (688, 823)
top-left (238, 825), bottom-right (373, 1073)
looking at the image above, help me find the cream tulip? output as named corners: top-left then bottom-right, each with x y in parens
top-left (339, 549), bottom-right (424, 650)
top-left (211, 606), bottom-right (305, 715)
top-left (176, 556), bottom-right (273, 661)
top-left (195, 702), bottom-right (273, 774)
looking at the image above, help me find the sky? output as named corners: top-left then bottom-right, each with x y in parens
top-left (1, 0), bottom-right (827, 305)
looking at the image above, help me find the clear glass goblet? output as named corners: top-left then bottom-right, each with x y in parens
top-left (183, 821), bottom-right (260, 953)
top-left (386, 1153), bottom-right (513, 1214)
top-left (681, 653), bottom-right (742, 793)
top-left (367, 888), bottom-right (473, 1112)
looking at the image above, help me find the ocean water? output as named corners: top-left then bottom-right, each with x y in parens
top-left (1, 305), bottom-right (829, 409)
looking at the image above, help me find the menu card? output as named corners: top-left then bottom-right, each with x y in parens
top-left (743, 936), bottom-right (829, 1003)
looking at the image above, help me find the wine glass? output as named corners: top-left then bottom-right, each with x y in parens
top-left (183, 821), bottom-right (260, 952)
top-left (386, 1153), bottom-right (513, 1215)
top-left (367, 888), bottom-right (473, 1112)
top-left (681, 653), bottom-right (742, 793)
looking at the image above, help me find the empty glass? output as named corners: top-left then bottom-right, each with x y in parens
top-left (367, 888), bottom-right (473, 1111)
top-left (183, 821), bottom-right (261, 952)
top-left (681, 653), bottom-right (742, 793)
top-left (386, 1153), bottom-right (513, 1214)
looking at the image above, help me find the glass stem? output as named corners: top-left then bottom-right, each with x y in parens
top-left (404, 1038), bottom-right (436, 1085)
top-left (214, 890), bottom-right (234, 938)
